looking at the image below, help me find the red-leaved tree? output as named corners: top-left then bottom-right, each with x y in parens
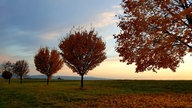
top-left (34, 47), bottom-right (64, 85)
top-left (115, 0), bottom-right (192, 72)
top-left (59, 27), bottom-right (106, 88)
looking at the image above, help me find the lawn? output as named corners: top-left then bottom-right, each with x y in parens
top-left (1, 79), bottom-right (192, 107)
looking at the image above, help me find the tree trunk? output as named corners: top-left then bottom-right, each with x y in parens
top-left (80, 75), bottom-right (84, 89)
top-left (20, 75), bottom-right (22, 84)
top-left (47, 75), bottom-right (52, 85)
top-left (8, 78), bottom-right (10, 84)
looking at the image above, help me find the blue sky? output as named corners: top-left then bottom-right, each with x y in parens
top-left (0, 0), bottom-right (192, 80)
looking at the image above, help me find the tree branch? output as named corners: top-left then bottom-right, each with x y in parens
top-left (166, 30), bottom-right (192, 48)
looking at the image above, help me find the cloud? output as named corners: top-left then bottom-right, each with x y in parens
top-left (0, 55), bottom-right (15, 63)
top-left (92, 11), bottom-right (117, 28)
top-left (83, 4), bottom-right (123, 29)
top-left (105, 35), bottom-right (115, 40)
top-left (112, 5), bottom-right (121, 9)
top-left (41, 32), bottom-right (60, 41)
top-left (0, 26), bottom-right (44, 69)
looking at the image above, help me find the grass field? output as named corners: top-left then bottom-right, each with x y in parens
top-left (1, 79), bottom-right (192, 108)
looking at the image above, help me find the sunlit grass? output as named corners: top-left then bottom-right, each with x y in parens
top-left (1, 79), bottom-right (192, 107)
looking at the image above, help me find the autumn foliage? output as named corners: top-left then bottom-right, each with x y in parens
top-left (59, 27), bottom-right (106, 88)
top-left (93, 94), bottom-right (192, 108)
top-left (34, 47), bottom-right (64, 85)
top-left (115, 0), bottom-right (192, 72)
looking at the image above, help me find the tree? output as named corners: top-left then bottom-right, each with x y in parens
top-left (0, 61), bottom-right (13, 73)
top-left (2, 71), bottom-right (12, 84)
top-left (115, 0), bottom-right (192, 72)
top-left (1, 61), bottom-right (14, 84)
top-left (34, 47), bottom-right (64, 85)
top-left (59, 27), bottom-right (106, 88)
top-left (13, 60), bottom-right (29, 84)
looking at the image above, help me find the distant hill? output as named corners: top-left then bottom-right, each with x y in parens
top-left (27, 75), bottom-right (110, 80)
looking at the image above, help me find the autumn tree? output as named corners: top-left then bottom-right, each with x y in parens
top-left (34, 47), bottom-right (64, 85)
top-left (115, 0), bottom-right (192, 72)
top-left (2, 71), bottom-right (12, 84)
top-left (59, 27), bottom-right (106, 88)
top-left (13, 60), bottom-right (29, 84)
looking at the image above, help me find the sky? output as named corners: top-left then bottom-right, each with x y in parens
top-left (0, 0), bottom-right (192, 80)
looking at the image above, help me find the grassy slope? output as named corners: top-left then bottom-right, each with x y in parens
top-left (1, 79), bottom-right (192, 108)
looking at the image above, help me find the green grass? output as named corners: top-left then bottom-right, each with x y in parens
top-left (1, 79), bottom-right (192, 108)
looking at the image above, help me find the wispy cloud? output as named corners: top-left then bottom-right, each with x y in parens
top-left (93, 11), bottom-right (116, 28)
top-left (105, 35), bottom-right (115, 40)
top-left (0, 55), bottom-right (15, 63)
top-left (84, 4), bottom-right (123, 29)
top-left (41, 32), bottom-right (60, 41)
top-left (112, 5), bottom-right (121, 9)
